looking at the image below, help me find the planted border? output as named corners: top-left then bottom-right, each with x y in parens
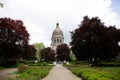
top-left (67, 64), bottom-right (120, 80)
top-left (7, 65), bottom-right (54, 80)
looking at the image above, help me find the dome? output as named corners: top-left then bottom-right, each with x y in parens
top-left (52, 23), bottom-right (63, 37)
top-left (51, 22), bottom-right (64, 50)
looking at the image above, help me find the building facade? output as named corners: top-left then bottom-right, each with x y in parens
top-left (51, 23), bottom-right (64, 50)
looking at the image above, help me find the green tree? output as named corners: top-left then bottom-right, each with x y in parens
top-left (33, 42), bottom-right (45, 61)
top-left (70, 51), bottom-right (76, 62)
top-left (0, 3), bottom-right (3, 7)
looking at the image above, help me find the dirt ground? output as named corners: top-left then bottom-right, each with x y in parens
top-left (0, 68), bottom-right (17, 80)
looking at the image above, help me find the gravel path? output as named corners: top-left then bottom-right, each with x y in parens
top-left (41, 64), bottom-right (82, 80)
top-left (0, 68), bottom-right (17, 80)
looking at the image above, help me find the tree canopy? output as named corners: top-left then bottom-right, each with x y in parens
top-left (70, 16), bottom-right (120, 62)
top-left (25, 45), bottom-right (36, 60)
top-left (0, 3), bottom-right (3, 7)
top-left (40, 47), bottom-right (55, 62)
top-left (34, 42), bottom-right (45, 61)
top-left (56, 44), bottom-right (70, 61)
top-left (0, 17), bottom-right (29, 61)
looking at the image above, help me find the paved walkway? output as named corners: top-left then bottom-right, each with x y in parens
top-left (0, 68), bottom-right (17, 80)
top-left (41, 64), bottom-right (82, 80)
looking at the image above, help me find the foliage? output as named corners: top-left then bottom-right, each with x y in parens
top-left (28, 62), bottom-right (49, 66)
top-left (93, 61), bottom-right (120, 67)
top-left (0, 59), bottom-right (18, 67)
top-left (68, 64), bottom-right (120, 80)
top-left (34, 42), bottom-right (45, 61)
top-left (70, 52), bottom-right (76, 62)
top-left (0, 3), bottom-right (3, 7)
top-left (70, 16), bottom-right (120, 62)
top-left (7, 65), bottom-right (53, 80)
top-left (0, 17), bottom-right (29, 66)
top-left (96, 67), bottom-right (120, 80)
top-left (19, 59), bottom-right (28, 65)
top-left (40, 62), bottom-right (48, 66)
top-left (40, 47), bottom-right (55, 62)
top-left (81, 71), bottom-right (117, 80)
top-left (25, 45), bottom-right (36, 60)
top-left (0, 67), bottom-right (5, 70)
top-left (56, 44), bottom-right (70, 61)
top-left (18, 63), bottom-right (27, 73)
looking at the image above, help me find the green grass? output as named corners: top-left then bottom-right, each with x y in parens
top-left (96, 67), bottom-right (120, 80)
top-left (0, 67), bottom-right (5, 70)
top-left (7, 65), bottom-right (54, 80)
top-left (67, 64), bottom-right (120, 80)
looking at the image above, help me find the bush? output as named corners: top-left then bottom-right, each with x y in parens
top-left (7, 65), bottom-right (54, 80)
top-left (0, 67), bottom-right (5, 70)
top-left (28, 62), bottom-right (48, 66)
top-left (93, 61), bottom-right (120, 67)
top-left (0, 59), bottom-right (18, 67)
top-left (41, 62), bottom-right (48, 66)
top-left (19, 60), bottom-right (28, 65)
top-left (18, 63), bottom-right (27, 73)
top-left (15, 66), bottom-right (53, 80)
top-left (70, 67), bottom-right (118, 80)
top-left (81, 71), bottom-right (117, 80)
top-left (72, 68), bottom-right (86, 77)
top-left (82, 72), bottom-right (98, 80)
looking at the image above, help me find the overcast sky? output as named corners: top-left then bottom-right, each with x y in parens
top-left (0, 0), bottom-right (120, 46)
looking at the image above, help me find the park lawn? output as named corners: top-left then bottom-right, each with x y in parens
top-left (67, 64), bottom-right (120, 80)
top-left (7, 65), bottom-right (54, 80)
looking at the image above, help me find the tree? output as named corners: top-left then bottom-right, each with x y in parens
top-left (70, 51), bottom-right (76, 62)
top-left (25, 45), bottom-right (36, 60)
top-left (70, 16), bottom-right (119, 62)
top-left (107, 26), bottom-right (120, 42)
top-left (34, 42), bottom-right (45, 61)
top-left (0, 3), bottom-right (3, 7)
top-left (40, 47), bottom-right (55, 62)
top-left (0, 17), bottom-right (29, 64)
top-left (56, 44), bottom-right (70, 61)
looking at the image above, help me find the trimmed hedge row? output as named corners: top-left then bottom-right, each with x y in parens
top-left (93, 62), bottom-right (120, 67)
top-left (28, 62), bottom-right (48, 66)
top-left (71, 68), bottom-right (118, 80)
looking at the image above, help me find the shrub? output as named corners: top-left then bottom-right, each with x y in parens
top-left (82, 72), bottom-right (98, 80)
top-left (0, 67), bottom-right (5, 70)
top-left (93, 61), bottom-right (120, 67)
top-left (19, 60), bottom-right (28, 65)
top-left (41, 62), bottom-right (48, 66)
top-left (0, 59), bottom-right (18, 67)
top-left (18, 63), bottom-right (27, 73)
top-left (8, 65), bottom-right (53, 80)
top-left (70, 67), bottom-right (118, 80)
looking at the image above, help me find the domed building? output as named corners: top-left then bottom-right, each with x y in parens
top-left (51, 22), bottom-right (64, 50)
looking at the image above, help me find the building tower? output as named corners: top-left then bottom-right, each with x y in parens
top-left (51, 22), bottom-right (64, 50)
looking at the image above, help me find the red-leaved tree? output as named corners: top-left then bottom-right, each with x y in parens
top-left (70, 16), bottom-right (119, 62)
top-left (40, 47), bottom-right (55, 62)
top-left (25, 45), bottom-right (36, 60)
top-left (56, 44), bottom-right (70, 61)
top-left (0, 17), bottom-right (29, 64)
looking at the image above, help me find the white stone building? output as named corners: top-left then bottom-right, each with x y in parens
top-left (51, 23), bottom-right (64, 50)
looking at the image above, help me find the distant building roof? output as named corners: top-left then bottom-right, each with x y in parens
top-left (52, 22), bottom-right (63, 37)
